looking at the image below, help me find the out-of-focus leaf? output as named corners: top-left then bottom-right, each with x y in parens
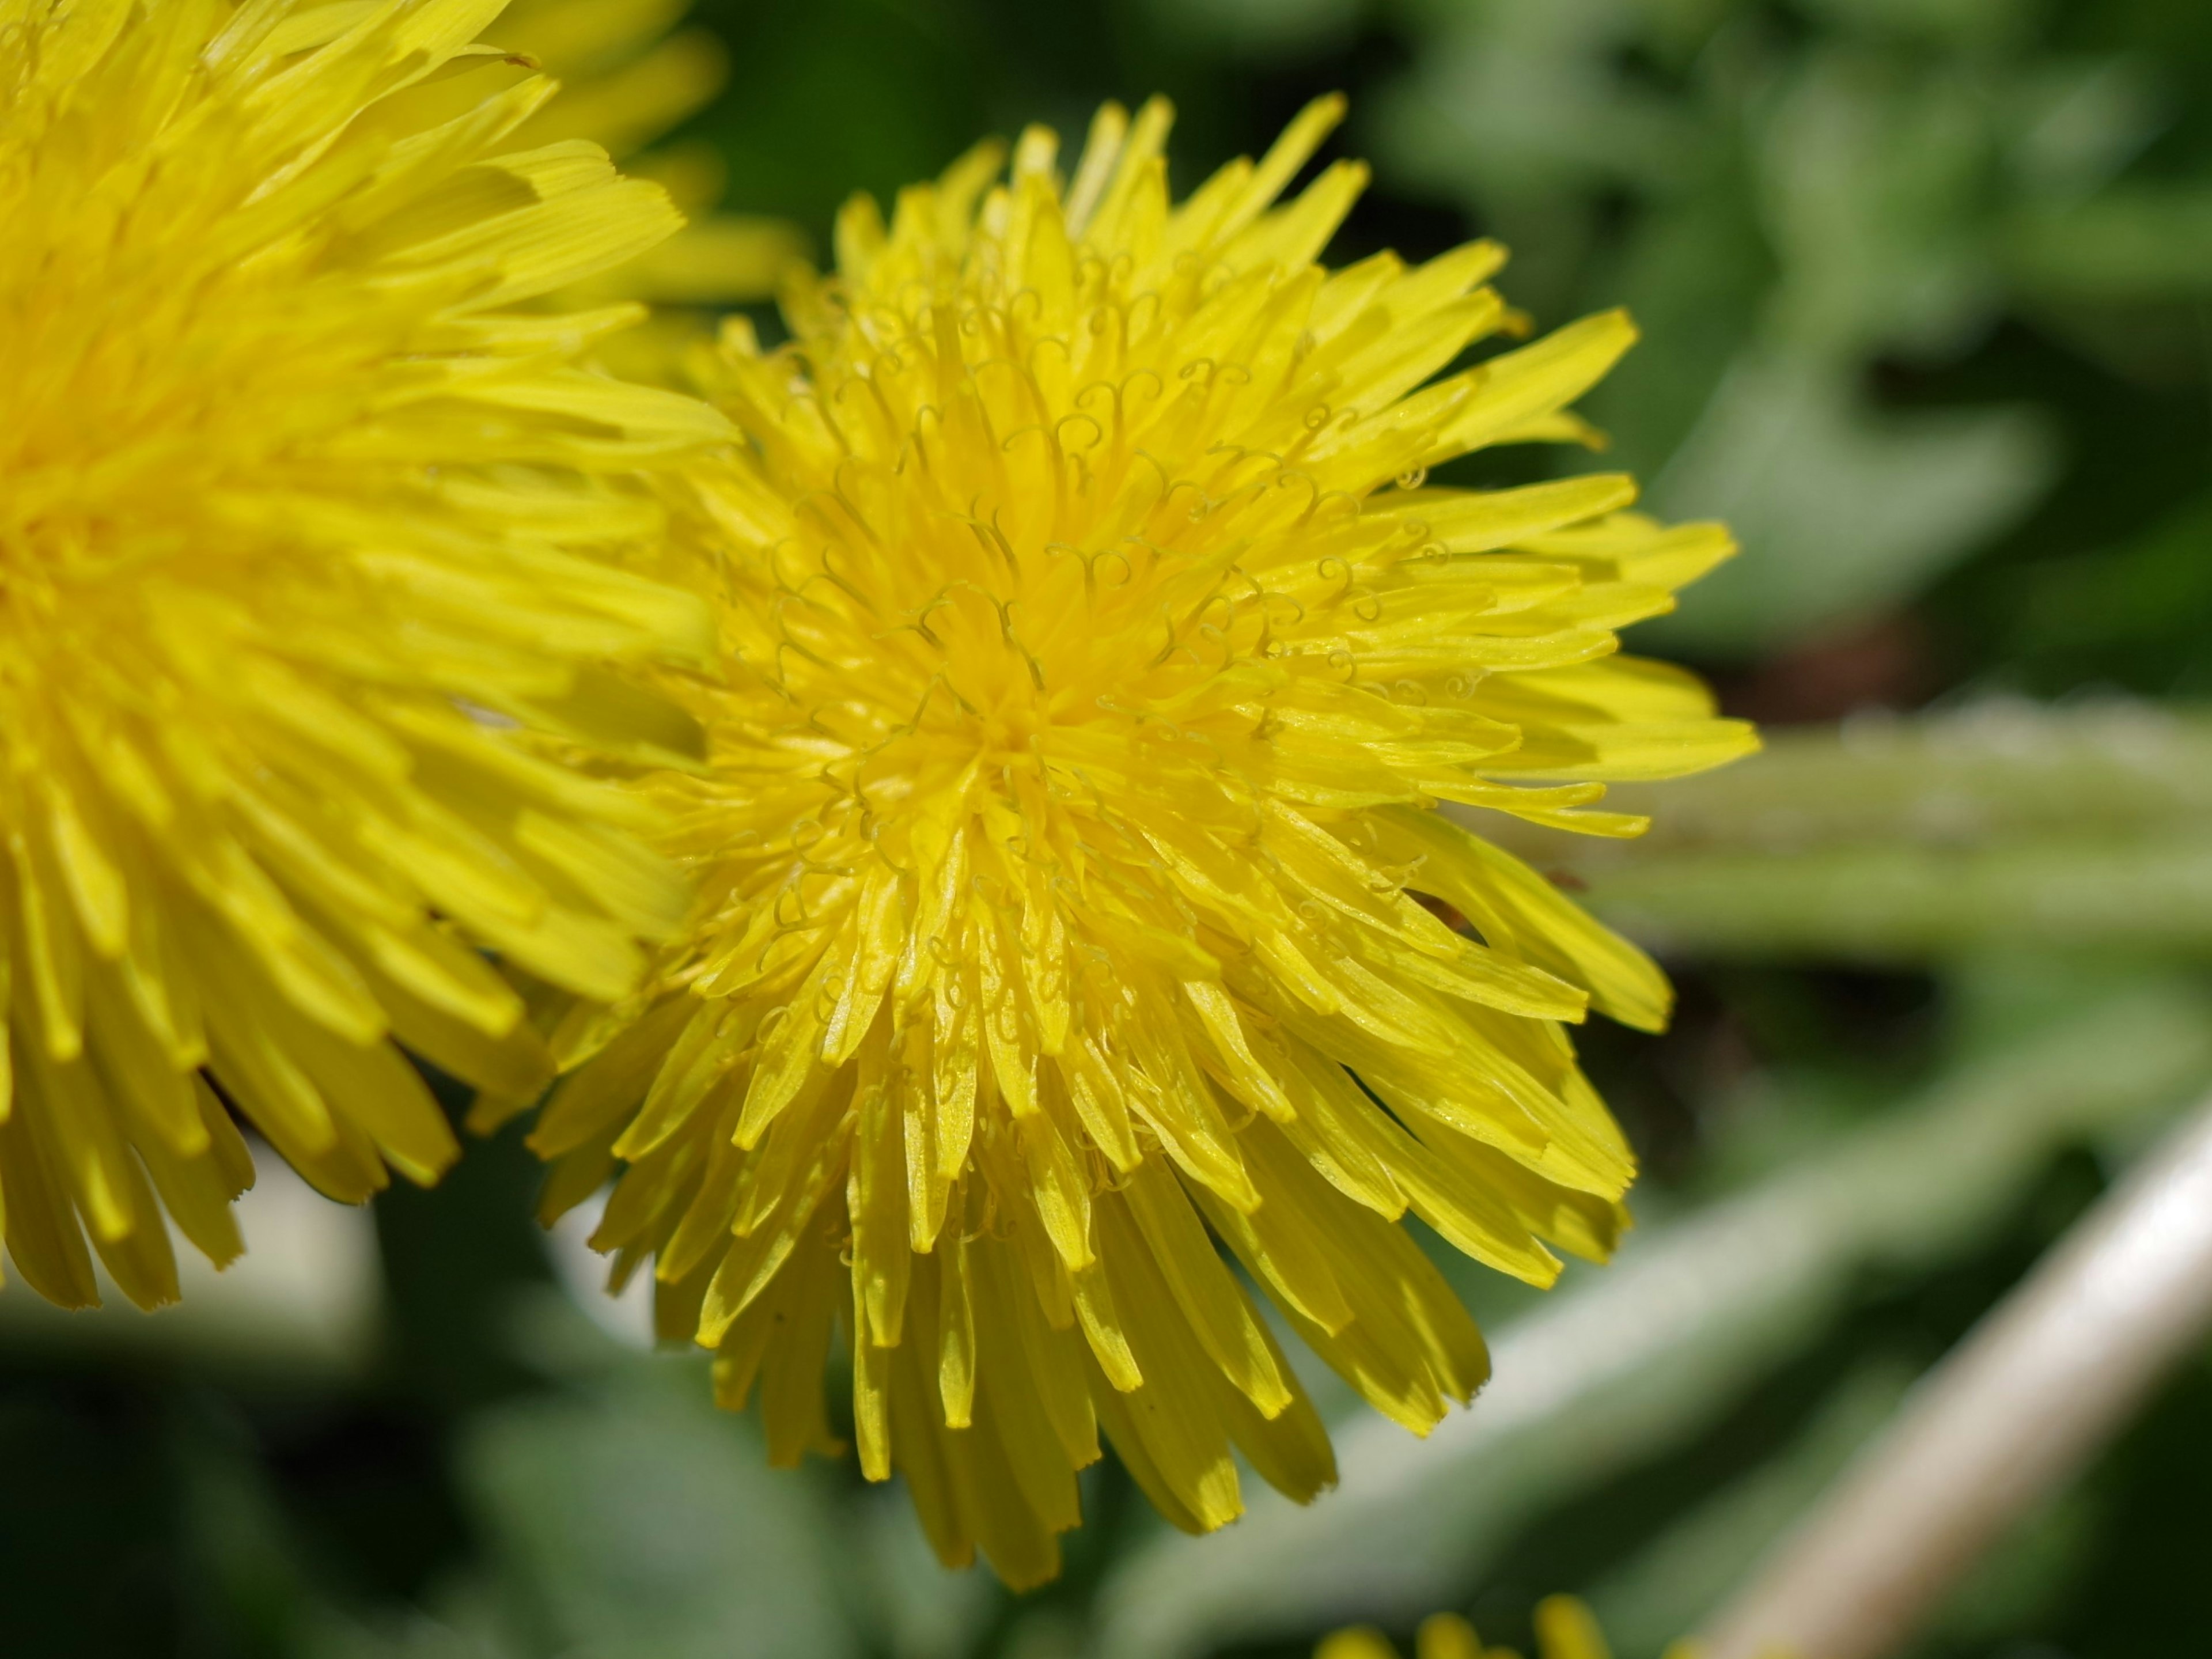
top-left (452, 1337), bottom-right (859, 1659)
top-left (1918, 1479), bottom-right (2099, 1653)
top-left (1800, 0), bottom-right (2028, 49)
top-left (2006, 187), bottom-right (2212, 301)
top-left (1641, 350), bottom-right (2052, 652)
top-left (1582, 1361), bottom-right (1914, 1657)
top-left (2006, 492), bottom-right (2212, 693)
top-left (691, 0), bottom-right (1004, 233)
top-left (1382, 18), bottom-right (2170, 649)
top-left (1373, 3), bottom-right (1695, 203)
top-left (1581, 838), bottom-right (2212, 960)
top-left (2007, 59), bottom-right (2165, 202)
top-left (859, 1489), bottom-right (1002, 1659)
top-left (1369, 0), bottom-right (1708, 319)
top-left (1488, 703), bottom-right (2212, 959)
top-left (1551, 702), bottom-right (2212, 851)
top-left (1137, 0), bottom-right (1361, 55)
top-left (1625, 48), bottom-right (2067, 650)
top-left (183, 1400), bottom-right (399, 1659)
top-left (312, 1596), bottom-right (516, 1659)
top-left (1754, 51), bottom-right (1997, 358)
top-left (1093, 975), bottom-right (2212, 1658)
top-left (1579, 158), bottom-right (1774, 477)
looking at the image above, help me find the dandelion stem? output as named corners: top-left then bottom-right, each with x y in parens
top-left (1696, 1088), bottom-right (2212, 1659)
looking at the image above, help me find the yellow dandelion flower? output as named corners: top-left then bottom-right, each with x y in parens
top-left (1320, 1597), bottom-right (1700, 1659)
top-left (0, 0), bottom-right (731, 1311)
top-left (532, 97), bottom-right (1756, 1585)
top-left (495, 0), bottom-right (807, 343)
top-left (498, 0), bottom-right (728, 162)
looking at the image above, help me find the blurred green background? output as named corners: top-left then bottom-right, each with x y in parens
top-left (12, 0), bottom-right (2212, 1654)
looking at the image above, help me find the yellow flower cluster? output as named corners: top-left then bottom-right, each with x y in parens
top-left (532, 98), bottom-right (1753, 1582)
top-left (1320, 1597), bottom-right (1699, 1659)
top-left (3, 0), bottom-right (1752, 1589)
top-left (0, 0), bottom-right (720, 1306)
top-left (495, 0), bottom-right (806, 327)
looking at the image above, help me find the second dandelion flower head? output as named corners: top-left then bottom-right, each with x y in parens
top-left (535, 94), bottom-right (1756, 1585)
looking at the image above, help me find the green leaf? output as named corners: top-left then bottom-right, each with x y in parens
top-left (1490, 703), bottom-right (2212, 960)
top-left (1639, 350), bottom-right (2053, 654)
top-left (453, 1354), bottom-right (860, 1659)
top-left (2007, 187), bottom-right (2212, 302)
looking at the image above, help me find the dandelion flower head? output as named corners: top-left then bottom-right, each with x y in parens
top-left (1320, 1597), bottom-right (1692, 1659)
top-left (536, 97), bottom-right (1757, 1585)
top-left (0, 0), bottom-right (730, 1309)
